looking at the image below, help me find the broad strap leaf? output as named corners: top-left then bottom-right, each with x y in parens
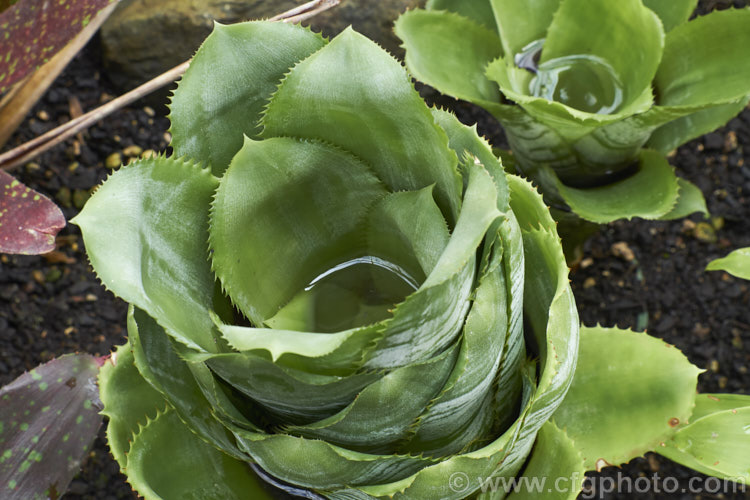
top-left (72, 156), bottom-right (220, 353)
top-left (658, 178), bottom-right (708, 221)
top-left (0, 354), bottom-right (103, 500)
top-left (169, 21), bottom-right (326, 175)
top-left (0, 170), bottom-right (65, 255)
top-left (489, 0), bottom-right (560, 57)
top-left (553, 326), bottom-right (701, 469)
top-left (426, 0), bottom-right (498, 31)
top-left (0, 0), bottom-right (115, 92)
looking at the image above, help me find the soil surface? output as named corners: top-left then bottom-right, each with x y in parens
top-left (1, 1), bottom-right (749, 498)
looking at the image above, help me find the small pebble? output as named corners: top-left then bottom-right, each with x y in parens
top-left (36, 110), bottom-right (49, 121)
top-left (123, 145), bottom-right (143, 157)
top-left (611, 241), bottom-right (635, 262)
top-left (693, 222), bottom-right (717, 243)
top-left (141, 149), bottom-right (157, 159)
top-left (105, 152), bottom-right (122, 169)
top-left (143, 106), bottom-right (155, 117)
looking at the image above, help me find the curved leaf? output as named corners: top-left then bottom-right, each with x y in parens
top-left (72, 156), bottom-right (220, 353)
top-left (655, 8), bottom-right (750, 108)
top-left (261, 27), bottom-right (462, 225)
top-left (659, 394), bottom-right (750, 483)
top-left (555, 150), bottom-right (680, 223)
top-left (553, 326), bottom-right (701, 469)
top-left (706, 248), bottom-right (750, 280)
top-left (126, 409), bottom-right (272, 500)
top-left (395, 9), bottom-right (503, 103)
top-left (209, 137), bottom-right (387, 325)
top-left (99, 341), bottom-right (165, 467)
top-left (169, 21), bottom-right (326, 175)
top-left (489, 0), bottom-right (560, 57)
top-left (658, 178), bottom-right (708, 220)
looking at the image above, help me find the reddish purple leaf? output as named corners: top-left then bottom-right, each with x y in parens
top-left (0, 354), bottom-right (105, 500)
top-left (0, 0), bottom-right (116, 92)
top-left (0, 170), bottom-right (65, 255)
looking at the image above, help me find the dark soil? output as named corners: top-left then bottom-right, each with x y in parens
top-left (1, 2), bottom-right (749, 498)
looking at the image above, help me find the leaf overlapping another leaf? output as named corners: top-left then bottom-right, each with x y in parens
top-left (74, 19), bottom-right (580, 499)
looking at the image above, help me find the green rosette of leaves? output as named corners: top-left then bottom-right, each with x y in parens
top-left (72, 20), bottom-right (581, 499)
top-left (395, 0), bottom-right (750, 223)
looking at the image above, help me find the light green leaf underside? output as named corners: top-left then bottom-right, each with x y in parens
top-left (426, 0), bottom-right (498, 31)
top-left (648, 97), bottom-right (750, 153)
top-left (489, 0), bottom-right (560, 57)
top-left (126, 409), bottom-right (272, 500)
top-left (655, 8), bottom-right (750, 108)
top-left (507, 421), bottom-right (584, 500)
top-left (706, 248), bottom-right (750, 280)
top-left (169, 21), bottom-right (326, 175)
top-left (395, 9), bottom-right (503, 103)
top-left (209, 136), bottom-right (387, 325)
top-left (643, 0), bottom-right (698, 32)
top-left (99, 341), bottom-right (166, 468)
top-left (261, 27), bottom-right (462, 225)
top-left (658, 178), bottom-right (708, 220)
top-left (541, 0), bottom-right (663, 111)
top-left (659, 394), bottom-right (750, 483)
top-left (555, 150), bottom-right (680, 223)
top-left (431, 107), bottom-right (510, 211)
top-left (71, 156), bottom-right (220, 353)
top-left (553, 326), bottom-right (701, 469)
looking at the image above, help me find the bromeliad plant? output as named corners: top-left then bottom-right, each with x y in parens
top-left (62, 20), bottom-right (750, 499)
top-left (395, 0), bottom-right (750, 223)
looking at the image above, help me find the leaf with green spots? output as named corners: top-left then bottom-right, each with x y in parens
top-left (0, 170), bottom-right (65, 255)
top-left (0, 354), bottom-right (104, 500)
top-left (0, 0), bottom-right (116, 92)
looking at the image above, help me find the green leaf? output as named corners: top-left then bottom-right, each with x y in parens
top-left (540, 0), bottom-right (663, 110)
top-left (285, 345), bottom-right (459, 453)
top-left (261, 27), bottom-right (462, 225)
top-left (394, 9), bottom-right (503, 103)
top-left (655, 8), bottom-right (750, 108)
top-left (658, 178), bottom-right (708, 220)
top-left (706, 248), bottom-right (750, 280)
top-left (0, 354), bottom-right (103, 500)
top-left (209, 136), bottom-right (387, 325)
top-left (169, 21), bottom-right (326, 175)
top-left (426, 0), bottom-right (497, 31)
top-left (489, 0), bottom-right (560, 57)
top-left (648, 97), bottom-right (750, 153)
top-left (72, 156), bottom-right (220, 353)
top-left (643, 0), bottom-right (698, 32)
top-left (553, 326), bottom-right (701, 469)
top-left (555, 150), bottom-right (680, 223)
top-left (507, 421), bottom-right (585, 500)
top-left (0, 170), bottom-right (65, 255)
top-left (659, 394), bottom-right (750, 483)
top-left (125, 409), bottom-right (272, 500)
top-left (99, 342), bottom-right (166, 468)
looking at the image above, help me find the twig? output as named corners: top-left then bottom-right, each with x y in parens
top-left (0, 0), bottom-right (341, 171)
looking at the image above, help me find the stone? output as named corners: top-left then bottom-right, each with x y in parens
top-left (100, 0), bottom-right (425, 93)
